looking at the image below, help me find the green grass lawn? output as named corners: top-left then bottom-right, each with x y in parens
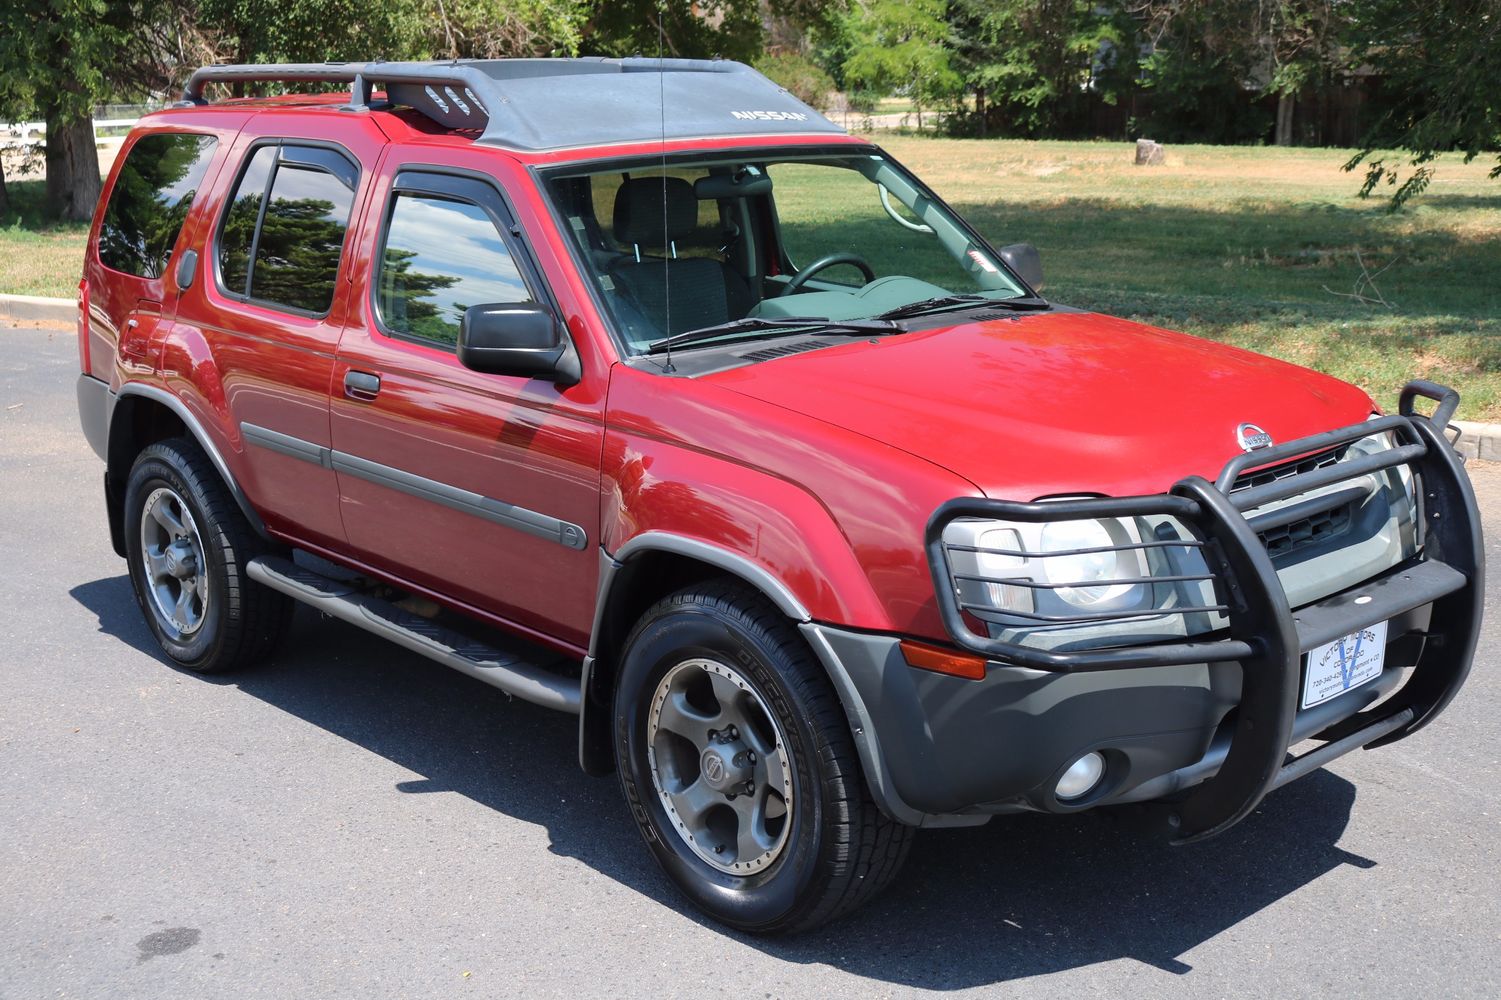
top-left (6, 137), bottom-right (1501, 418)
top-left (0, 179), bottom-right (88, 299)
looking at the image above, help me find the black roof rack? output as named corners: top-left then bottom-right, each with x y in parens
top-left (179, 58), bottom-right (846, 152)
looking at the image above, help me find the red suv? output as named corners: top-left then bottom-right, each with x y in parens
top-left (75, 59), bottom-right (1483, 933)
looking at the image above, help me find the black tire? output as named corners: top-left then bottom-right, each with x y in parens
top-left (123, 437), bottom-right (291, 673)
top-left (614, 580), bottom-right (914, 933)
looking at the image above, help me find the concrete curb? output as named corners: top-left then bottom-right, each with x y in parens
top-left (0, 293), bottom-right (74, 325)
top-left (1451, 422), bottom-right (1501, 463)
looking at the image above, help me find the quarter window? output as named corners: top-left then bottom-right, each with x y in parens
top-left (216, 144), bottom-right (358, 315)
top-left (97, 132), bottom-right (218, 278)
top-left (376, 193), bottom-right (532, 346)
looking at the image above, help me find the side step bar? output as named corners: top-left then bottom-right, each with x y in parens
top-left (246, 555), bottom-right (580, 714)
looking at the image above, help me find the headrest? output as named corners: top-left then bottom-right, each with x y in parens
top-left (613, 176), bottom-right (698, 246)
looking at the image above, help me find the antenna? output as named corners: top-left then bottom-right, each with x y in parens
top-left (657, 3), bottom-right (674, 374)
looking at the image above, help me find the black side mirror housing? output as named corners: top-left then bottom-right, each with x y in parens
top-left (458, 303), bottom-right (580, 385)
top-left (999, 243), bottom-right (1043, 290)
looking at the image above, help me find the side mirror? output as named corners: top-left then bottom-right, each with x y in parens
top-left (458, 303), bottom-right (580, 385)
top-left (999, 243), bottom-right (1043, 290)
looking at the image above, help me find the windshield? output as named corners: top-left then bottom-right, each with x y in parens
top-left (543, 150), bottom-right (1031, 355)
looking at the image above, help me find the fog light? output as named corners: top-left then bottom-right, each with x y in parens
top-left (1056, 752), bottom-right (1106, 800)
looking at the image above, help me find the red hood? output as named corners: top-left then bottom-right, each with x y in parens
top-left (705, 311), bottom-right (1376, 501)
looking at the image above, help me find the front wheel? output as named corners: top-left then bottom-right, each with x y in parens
top-left (614, 581), bottom-right (913, 933)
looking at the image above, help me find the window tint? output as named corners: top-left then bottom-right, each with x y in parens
top-left (251, 162), bottom-right (355, 313)
top-left (98, 133), bottom-right (218, 278)
top-left (376, 193), bottom-right (531, 346)
top-left (216, 143), bottom-right (357, 315)
top-left (218, 146), bottom-right (276, 294)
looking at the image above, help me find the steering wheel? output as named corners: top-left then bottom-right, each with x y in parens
top-left (782, 253), bottom-right (876, 295)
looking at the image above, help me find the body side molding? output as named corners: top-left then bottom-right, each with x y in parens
top-left (241, 421), bottom-right (588, 550)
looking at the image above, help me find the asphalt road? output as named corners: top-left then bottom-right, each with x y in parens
top-left (3, 321), bottom-right (1499, 999)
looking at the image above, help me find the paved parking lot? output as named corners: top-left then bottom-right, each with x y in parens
top-left (3, 322), bottom-right (1499, 998)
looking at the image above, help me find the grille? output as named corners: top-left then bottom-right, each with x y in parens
top-left (738, 340), bottom-right (835, 362)
top-left (1257, 502), bottom-right (1355, 560)
top-left (1230, 444), bottom-right (1348, 493)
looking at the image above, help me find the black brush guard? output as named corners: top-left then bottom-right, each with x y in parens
top-left (925, 381), bottom-right (1483, 844)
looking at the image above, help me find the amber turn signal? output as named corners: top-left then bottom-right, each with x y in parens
top-left (899, 640), bottom-right (988, 681)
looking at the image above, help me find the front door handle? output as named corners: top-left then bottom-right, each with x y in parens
top-left (343, 370), bottom-right (381, 400)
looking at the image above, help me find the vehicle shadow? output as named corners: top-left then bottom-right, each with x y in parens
top-left (72, 574), bottom-right (1375, 988)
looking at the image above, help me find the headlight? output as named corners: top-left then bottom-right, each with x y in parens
top-left (1039, 518), bottom-right (1133, 607)
top-left (941, 512), bottom-right (1217, 650)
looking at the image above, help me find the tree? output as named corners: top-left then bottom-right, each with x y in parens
top-left (0, 1), bottom-right (127, 220)
top-left (1344, 0), bottom-right (1501, 208)
top-left (842, 0), bottom-right (959, 129)
top-left (1132, 0), bottom-right (1272, 145)
top-left (196, 1), bottom-right (423, 69)
top-left (0, 1), bottom-right (211, 221)
top-left (754, 52), bottom-right (836, 111)
top-left (584, 0), bottom-right (766, 62)
top-left (1259, 2), bottom-right (1344, 147)
top-left (947, 0), bottom-right (1134, 138)
top-left (421, 0), bottom-right (589, 58)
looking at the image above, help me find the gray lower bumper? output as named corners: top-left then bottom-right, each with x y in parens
top-left (804, 599), bottom-right (1433, 828)
top-left (77, 373), bottom-right (111, 462)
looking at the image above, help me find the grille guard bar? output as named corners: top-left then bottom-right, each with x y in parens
top-left (924, 381), bottom-right (1484, 843)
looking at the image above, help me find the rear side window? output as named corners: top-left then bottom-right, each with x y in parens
top-left (216, 143), bottom-right (358, 315)
top-left (376, 193), bottom-right (531, 346)
top-left (97, 133), bottom-right (218, 278)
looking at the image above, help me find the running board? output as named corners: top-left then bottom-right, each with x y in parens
top-left (246, 555), bottom-right (580, 714)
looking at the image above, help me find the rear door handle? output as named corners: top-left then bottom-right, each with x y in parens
top-left (343, 370), bottom-right (381, 400)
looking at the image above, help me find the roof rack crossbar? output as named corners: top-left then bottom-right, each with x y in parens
top-left (182, 61), bottom-right (499, 130)
top-left (182, 62), bottom-right (483, 105)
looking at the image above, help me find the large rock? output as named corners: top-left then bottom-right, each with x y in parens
top-left (1135, 138), bottom-right (1165, 166)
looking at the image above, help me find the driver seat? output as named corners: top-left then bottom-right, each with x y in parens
top-left (608, 177), bottom-right (756, 337)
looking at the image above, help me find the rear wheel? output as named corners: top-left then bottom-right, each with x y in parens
top-left (614, 581), bottom-right (913, 933)
top-left (123, 438), bottom-right (291, 673)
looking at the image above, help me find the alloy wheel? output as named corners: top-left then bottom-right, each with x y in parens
top-left (646, 658), bottom-right (795, 875)
top-left (138, 486), bottom-right (209, 639)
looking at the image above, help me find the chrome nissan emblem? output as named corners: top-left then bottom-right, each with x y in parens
top-left (702, 750), bottom-right (726, 785)
top-left (1236, 422), bottom-right (1274, 452)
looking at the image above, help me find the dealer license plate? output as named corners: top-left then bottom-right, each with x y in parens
top-left (1302, 620), bottom-right (1388, 710)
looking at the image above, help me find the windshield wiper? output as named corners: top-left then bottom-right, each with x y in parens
top-left (874, 294), bottom-right (1051, 322)
top-left (646, 316), bottom-right (901, 355)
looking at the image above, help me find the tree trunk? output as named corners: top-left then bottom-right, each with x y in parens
top-left (0, 160), bottom-right (9, 216)
top-left (43, 112), bottom-right (101, 222)
top-left (1275, 93), bottom-right (1295, 147)
top-left (976, 87), bottom-right (987, 138)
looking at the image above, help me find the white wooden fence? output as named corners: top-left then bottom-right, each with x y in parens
top-left (2, 113), bottom-right (148, 150)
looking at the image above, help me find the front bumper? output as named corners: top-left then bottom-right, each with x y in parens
top-left (815, 382), bottom-right (1484, 840)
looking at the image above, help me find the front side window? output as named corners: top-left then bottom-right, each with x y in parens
top-left (544, 150), bottom-right (1029, 355)
top-left (216, 143), bottom-right (357, 315)
top-left (98, 132), bottom-right (218, 278)
top-left (376, 193), bottom-right (531, 347)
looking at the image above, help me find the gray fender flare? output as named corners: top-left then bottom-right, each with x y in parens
top-left (577, 532), bottom-right (812, 775)
top-left (112, 383), bottom-right (267, 538)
